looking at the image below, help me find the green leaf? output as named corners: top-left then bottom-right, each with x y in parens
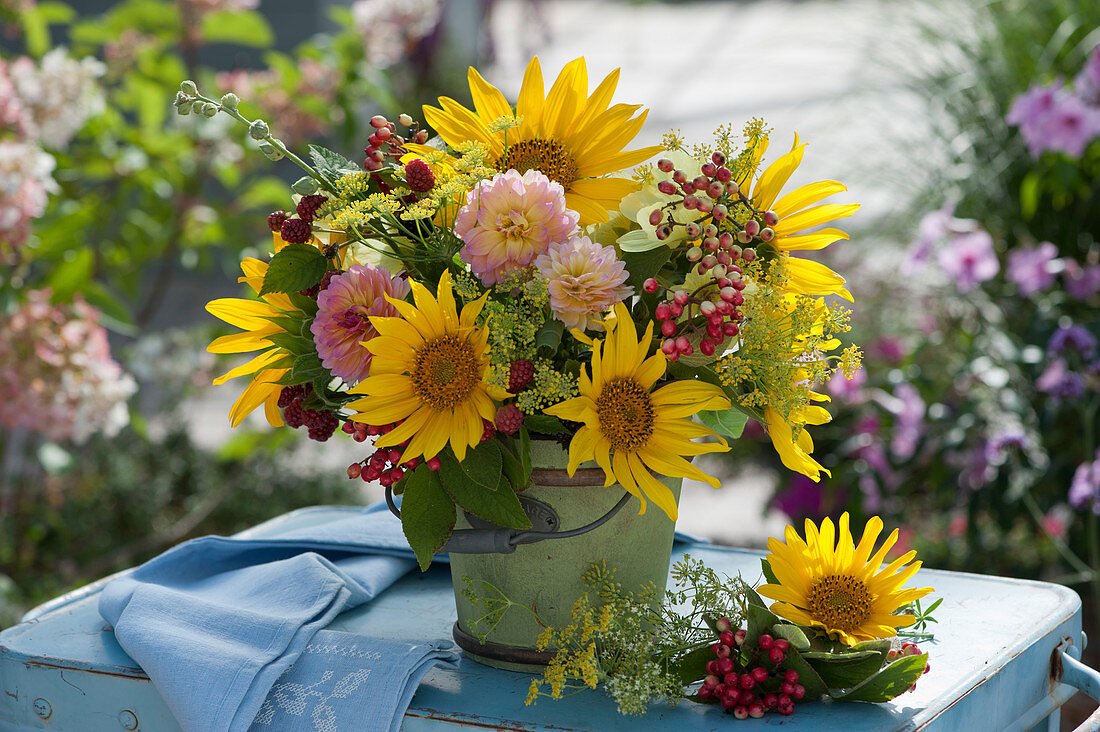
top-left (440, 452), bottom-right (531, 530)
top-left (498, 439), bottom-right (530, 492)
top-left (771, 623), bottom-right (811, 650)
top-left (698, 407), bottom-right (748, 440)
top-left (519, 426), bottom-right (532, 481)
top-left (445, 439), bottom-right (503, 492)
top-left (400, 465), bottom-right (456, 570)
top-left (199, 9), bottom-right (273, 47)
top-left (781, 648), bottom-right (829, 700)
top-left (802, 649), bottom-right (887, 690)
top-left (260, 243), bottom-right (327, 296)
top-left (1019, 170), bottom-right (1040, 221)
top-left (46, 250), bottom-right (94, 301)
top-left (668, 643), bottom-right (715, 686)
top-left (523, 414), bottom-right (567, 436)
top-left (833, 653), bottom-right (927, 702)
top-left (744, 598), bottom-right (780, 647)
top-left (620, 246), bottom-right (673, 291)
top-left (535, 319), bottom-right (564, 353)
top-left (760, 558), bottom-right (779, 585)
top-left (308, 144), bottom-right (360, 180)
top-left (267, 331), bottom-right (314, 354)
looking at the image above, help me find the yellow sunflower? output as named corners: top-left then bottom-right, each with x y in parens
top-left (745, 134), bottom-right (860, 301)
top-left (206, 251), bottom-right (299, 428)
top-left (346, 270), bottom-right (508, 461)
top-left (758, 513), bottom-right (934, 646)
top-left (544, 303), bottom-right (731, 520)
top-left (422, 57), bottom-right (663, 226)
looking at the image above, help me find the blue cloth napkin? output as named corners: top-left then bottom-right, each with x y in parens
top-left (249, 631), bottom-right (457, 732)
top-left (98, 505), bottom-right (448, 732)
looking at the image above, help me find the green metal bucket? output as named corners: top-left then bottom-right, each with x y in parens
top-left (449, 439), bottom-right (682, 673)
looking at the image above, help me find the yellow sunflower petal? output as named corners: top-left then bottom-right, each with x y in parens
top-left (773, 228), bottom-right (850, 252)
top-left (785, 257), bottom-right (853, 302)
top-left (630, 455), bottom-right (678, 520)
top-left (467, 66), bottom-right (514, 127)
top-left (773, 203), bottom-right (860, 237)
top-left (752, 133), bottom-right (805, 211)
top-left (772, 180), bottom-right (848, 218)
top-left (516, 57), bottom-right (545, 139)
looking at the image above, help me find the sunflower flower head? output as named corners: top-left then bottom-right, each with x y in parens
top-left (423, 57), bottom-right (663, 225)
top-left (206, 256), bottom-right (303, 428)
top-left (346, 270), bottom-right (509, 462)
top-left (544, 302), bottom-right (731, 520)
top-left (758, 513), bottom-right (934, 646)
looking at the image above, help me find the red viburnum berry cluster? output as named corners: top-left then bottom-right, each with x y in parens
top-left (644, 275), bottom-right (745, 362)
top-left (343, 420), bottom-right (444, 487)
top-left (697, 621), bottom-right (803, 719)
top-left (651, 151), bottom-right (780, 271)
top-left (363, 113), bottom-right (429, 174)
top-left (278, 385), bottom-right (339, 441)
top-left (888, 641), bottom-right (931, 692)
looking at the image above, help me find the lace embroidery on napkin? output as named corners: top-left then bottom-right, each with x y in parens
top-left (252, 667), bottom-right (371, 731)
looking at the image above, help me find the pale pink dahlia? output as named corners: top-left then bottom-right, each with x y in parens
top-left (454, 169), bottom-right (579, 286)
top-left (310, 264), bottom-right (409, 384)
top-left (535, 235), bottom-right (633, 331)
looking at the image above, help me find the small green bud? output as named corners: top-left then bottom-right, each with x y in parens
top-left (248, 119), bottom-right (270, 140)
top-left (201, 102), bottom-right (219, 118)
top-left (292, 176), bottom-right (317, 195)
top-left (176, 100), bottom-right (193, 116)
top-left (259, 143), bottom-right (284, 161)
top-left (174, 91), bottom-right (189, 106)
top-left (180, 80), bottom-right (198, 96)
top-left (220, 93), bottom-right (240, 110)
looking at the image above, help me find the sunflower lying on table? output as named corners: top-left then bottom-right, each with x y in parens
top-left (523, 512), bottom-right (936, 720)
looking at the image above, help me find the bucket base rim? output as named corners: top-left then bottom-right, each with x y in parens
top-left (452, 621), bottom-right (555, 673)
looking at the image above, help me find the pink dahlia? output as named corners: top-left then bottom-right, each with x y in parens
top-left (535, 235), bottom-right (633, 331)
top-left (454, 169), bottom-right (578, 286)
top-left (310, 264), bottom-right (409, 384)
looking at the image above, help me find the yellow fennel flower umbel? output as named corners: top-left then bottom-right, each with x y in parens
top-left (346, 270), bottom-right (509, 462)
top-left (422, 57), bottom-right (663, 226)
top-left (206, 254), bottom-right (300, 428)
top-left (745, 133), bottom-right (860, 301)
top-left (758, 513), bottom-right (933, 646)
top-left (544, 303), bottom-right (731, 520)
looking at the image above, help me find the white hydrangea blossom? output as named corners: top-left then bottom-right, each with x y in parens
top-left (9, 48), bottom-right (106, 149)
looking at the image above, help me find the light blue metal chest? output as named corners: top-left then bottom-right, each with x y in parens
top-left (1, 506), bottom-right (1097, 731)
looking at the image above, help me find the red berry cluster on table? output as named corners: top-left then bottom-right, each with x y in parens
top-left (697, 619), bottom-right (803, 718)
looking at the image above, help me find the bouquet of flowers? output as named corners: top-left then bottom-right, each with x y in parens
top-left (182, 57), bottom-right (862, 569)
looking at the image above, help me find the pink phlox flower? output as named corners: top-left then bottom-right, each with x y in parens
top-left (1007, 241), bottom-right (1059, 296)
top-left (310, 264), bottom-right (409, 384)
top-left (937, 228), bottom-right (999, 293)
top-left (1063, 259), bottom-right (1100, 301)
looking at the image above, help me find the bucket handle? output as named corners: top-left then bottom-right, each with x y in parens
top-left (385, 484), bottom-right (631, 554)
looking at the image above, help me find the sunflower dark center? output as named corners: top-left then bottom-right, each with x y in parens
top-left (806, 575), bottom-right (872, 632)
top-left (411, 334), bottom-right (480, 411)
top-left (595, 377), bottom-right (655, 452)
top-left (497, 138), bottom-right (578, 188)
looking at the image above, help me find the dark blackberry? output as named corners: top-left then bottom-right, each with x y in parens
top-left (296, 194), bottom-right (328, 223)
top-left (267, 209), bottom-right (289, 232)
top-left (404, 159), bottom-right (436, 192)
top-left (280, 217), bottom-right (312, 244)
